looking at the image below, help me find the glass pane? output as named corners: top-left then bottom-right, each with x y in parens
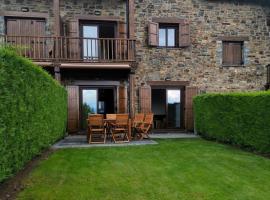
top-left (82, 89), bottom-right (97, 129)
top-left (159, 28), bottom-right (166, 46)
top-left (83, 25), bottom-right (99, 59)
top-left (167, 90), bottom-right (181, 128)
top-left (167, 29), bottom-right (175, 47)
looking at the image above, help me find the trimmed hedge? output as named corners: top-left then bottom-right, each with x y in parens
top-left (0, 48), bottom-right (67, 182)
top-left (194, 91), bottom-right (270, 153)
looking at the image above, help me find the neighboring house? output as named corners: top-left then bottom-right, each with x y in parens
top-left (0, 0), bottom-right (269, 133)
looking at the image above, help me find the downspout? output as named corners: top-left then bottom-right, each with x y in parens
top-left (126, 0), bottom-right (130, 38)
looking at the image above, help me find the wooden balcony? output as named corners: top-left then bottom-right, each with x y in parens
top-left (0, 35), bottom-right (136, 63)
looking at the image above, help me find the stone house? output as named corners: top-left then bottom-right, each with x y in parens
top-left (0, 0), bottom-right (269, 133)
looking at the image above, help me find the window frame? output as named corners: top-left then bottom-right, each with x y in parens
top-left (158, 24), bottom-right (179, 48)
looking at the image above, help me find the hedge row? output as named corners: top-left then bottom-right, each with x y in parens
top-left (0, 48), bottom-right (67, 182)
top-left (194, 91), bottom-right (270, 153)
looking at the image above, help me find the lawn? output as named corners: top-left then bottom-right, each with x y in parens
top-left (18, 139), bottom-right (270, 200)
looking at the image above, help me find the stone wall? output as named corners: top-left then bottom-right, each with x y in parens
top-left (0, 0), bottom-right (53, 35)
top-left (60, 0), bottom-right (126, 22)
top-left (134, 0), bottom-right (270, 94)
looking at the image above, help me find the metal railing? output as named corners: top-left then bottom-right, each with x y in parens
top-left (0, 35), bottom-right (136, 63)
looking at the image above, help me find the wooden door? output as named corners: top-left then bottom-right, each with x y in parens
top-left (139, 86), bottom-right (152, 113)
top-left (185, 86), bottom-right (198, 131)
top-left (67, 86), bottom-right (80, 133)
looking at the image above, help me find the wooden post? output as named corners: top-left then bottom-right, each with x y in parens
top-left (53, 0), bottom-right (60, 36)
top-left (128, 0), bottom-right (135, 38)
top-left (54, 66), bottom-right (61, 82)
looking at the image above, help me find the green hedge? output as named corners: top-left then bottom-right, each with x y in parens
top-left (194, 91), bottom-right (270, 153)
top-left (0, 48), bottom-right (67, 182)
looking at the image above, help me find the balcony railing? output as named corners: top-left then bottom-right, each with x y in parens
top-left (0, 35), bottom-right (136, 63)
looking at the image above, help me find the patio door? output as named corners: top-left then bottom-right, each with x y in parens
top-left (80, 87), bottom-right (116, 130)
top-left (167, 90), bottom-right (181, 128)
top-left (81, 89), bottom-right (98, 130)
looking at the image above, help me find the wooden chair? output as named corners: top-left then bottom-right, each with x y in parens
top-left (88, 114), bottom-right (106, 144)
top-left (136, 113), bottom-right (153, 140)
top-left (132, 113), bottom-right (145, 128)
top-left (111, 114), bottom-right (130, 143)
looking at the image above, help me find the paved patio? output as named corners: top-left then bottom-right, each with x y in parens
top-left (52, 133), bottom-right (198, 149)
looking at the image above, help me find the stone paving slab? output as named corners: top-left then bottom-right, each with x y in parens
top-left (52, 135), bottom-right (158, 149)
top-left (150, 133), bottom-right (199, 139)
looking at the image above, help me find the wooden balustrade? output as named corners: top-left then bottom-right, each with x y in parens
top-left (0, 35), bottom-right (136, 63)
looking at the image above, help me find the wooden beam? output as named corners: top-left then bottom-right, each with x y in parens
top-left (53, 0), bottom-right (60, 36)
top-left (147, 81), bottom-right (190, 86)
top-left (128, 0), bottom-right (135, 38)
top-left (0, 11), bottom-right (49, 18)
top-left (54, 66), bottom-right (61, 82)
top-left (129, 74), bottom-right (135, 117)
top-left (218, 36), bottom-right (249, 41)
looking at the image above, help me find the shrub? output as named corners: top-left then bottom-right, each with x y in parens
top-left (0, 48), bottom-right (67, 182)
top-left (194, 91), bottom-right (270, 153)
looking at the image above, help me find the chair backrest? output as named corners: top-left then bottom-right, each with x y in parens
top-left (116, 114), bottom-right (129, 126)
top-left (133, 113), bottom-right (145, 123)
top-left (144, 113), bottom-right (153, 125)
top-left (88, 114), bottom-right (104, 128)
top-left (106, 114), bottom-right (117, 120)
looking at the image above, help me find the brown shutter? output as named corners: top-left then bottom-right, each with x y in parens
top-left (232, 42), bottom-right (242, 65)
top-left (118, 85), bottom-right (128, 113)
top-left (117, 21), bottom-right (127, 60)
top-left (222, 42), bottom-right (231, 65)
top-left (179, 22), bottom-right (190, 47)
top-left (185, 86), bottom-right (198, 131)
top-left (139, 86), bottom-right (152, 113)
top-left (118, 21), bottom-right (127, 38)
top-left (6, 18), bottom-right (20, 36)
top-left (148, 22), bottom-right (159, 46)
top-left (67, 86), bottom-right (79, 133)
top-left (67, 20), bottom-right (80, 60)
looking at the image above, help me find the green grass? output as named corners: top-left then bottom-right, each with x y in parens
top-left (18, 139), bottom-right (270, 200)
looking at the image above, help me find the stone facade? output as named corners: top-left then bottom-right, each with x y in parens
top-left (60, 0), bottom-right (127, 23)
top-left (134, 0), bottom-right (270, 93)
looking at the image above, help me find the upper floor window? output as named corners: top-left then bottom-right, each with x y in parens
top-left (222, 41), bottom-right (244, 66)
top-left (158, 25), bottom-right (178, 47)
top-left (148, 18), bottom-right (190, 48)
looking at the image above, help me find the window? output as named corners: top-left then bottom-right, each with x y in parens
top-left (158, 25), bottom-right (178, 47)
top-left (148, 19), bottom-right (190, 48)
top-left (222, 41), bottom-right (244, 66)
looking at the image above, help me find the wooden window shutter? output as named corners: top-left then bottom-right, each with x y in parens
top-left (118, 85), bottom-right (128, 113)
top-left (148, 22), bottom-right (159, 46)
top-left (232, 42), bottom-right (243, 65)
top-left (67, 86), bottom-right (79, 133)
top-left (118, 21), bottom-right (127, 38)
top-left (179, 22), bottom-right (190, 47)
top-left (67, 20), bottom-right (80, 60)
top-left (185, 86), bottom-right (198, 131)
top-left (222, 42), bottom-right (243, 65)
top-left (139, 86), bottom-right (152, 113)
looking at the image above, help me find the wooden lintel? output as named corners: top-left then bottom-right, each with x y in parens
top-left (0, 11), bottom-right (49, 19)
top-left (218, 36), bottom-right (249, 41)
top-left (152, 17), bottom-right (187, 24)
top-left (147, 81), bottom-right (190, 86)
top-left (75, 15), bottom-right (122, 22)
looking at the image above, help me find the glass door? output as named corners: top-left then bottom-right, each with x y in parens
top-left (83, 25), bottom-right (99, 59)
top-left (167, 89), bottom-right (181, 128)
top-left (81, 89), bottom-right (97, 130)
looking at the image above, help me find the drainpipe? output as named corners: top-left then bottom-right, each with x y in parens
top-left (126, 0), bottom-right (130, 38)
top-left (266, 64), bottom-right (270, 90)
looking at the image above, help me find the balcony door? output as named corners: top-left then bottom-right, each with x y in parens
top-left (82, 25), bottom-right (99, 60)
top-left (81, 22), bottom-right (116, 61)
